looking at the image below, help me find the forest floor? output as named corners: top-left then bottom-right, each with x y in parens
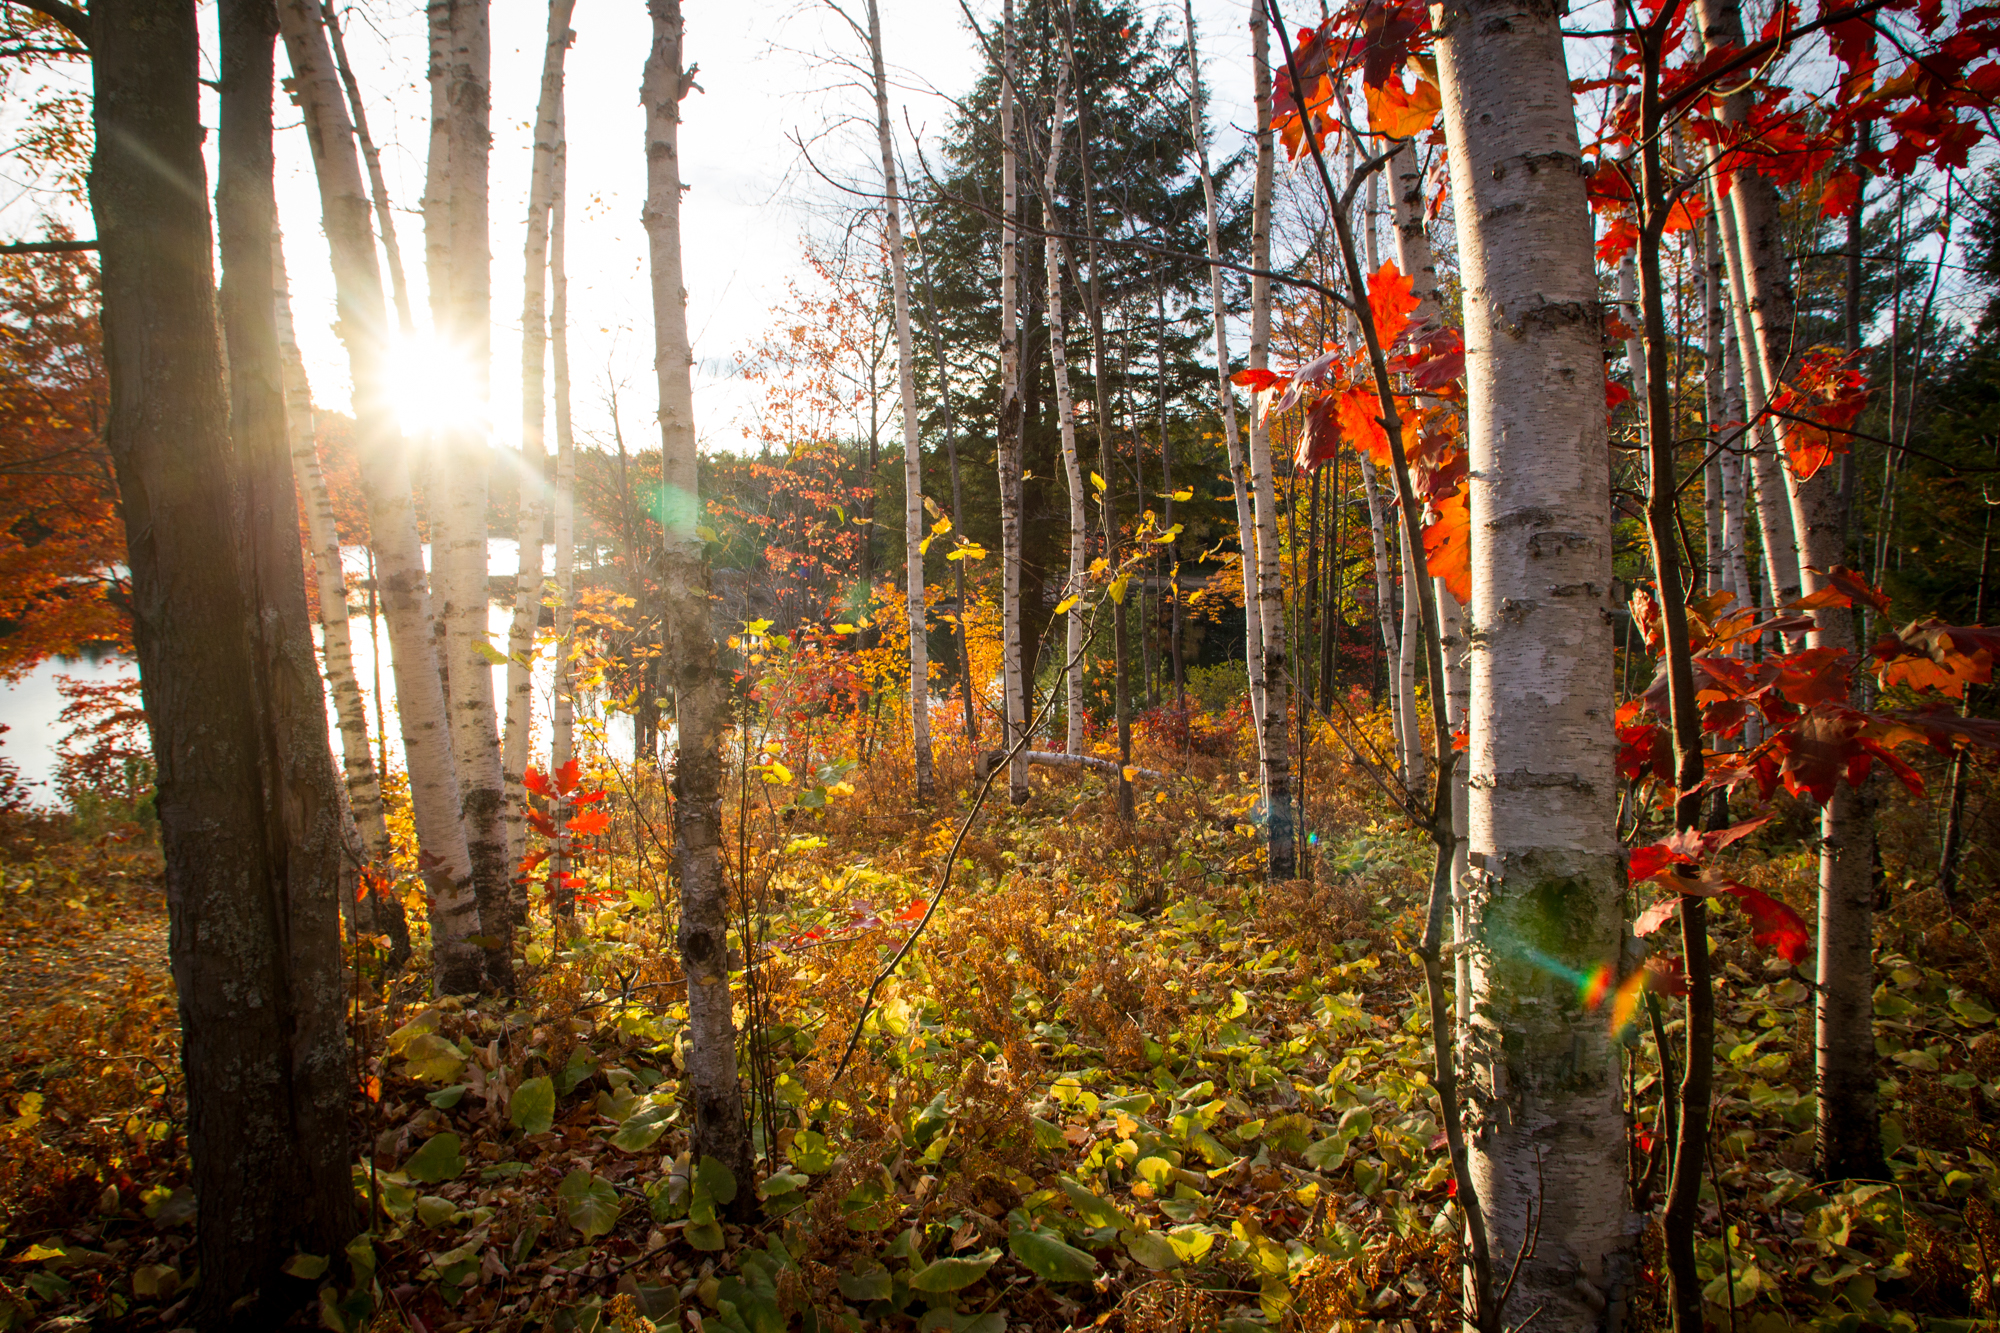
top-left (0, 718), bottom-right (1997, 1333)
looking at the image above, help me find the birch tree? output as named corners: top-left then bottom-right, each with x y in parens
top-left (643, 0), bottom-right (751, 1187)
top-left (1433, 0), bottom-right (1634, 1318)
top-left (1388, 137), bottom-right (1469, 1008)
top-left (1181, 0), bottom-right (1265, 740)
top-left (275, 230), bottom-right (412, 966)
top-left (1695, 0), bottom-right (1880, 1181)
top-left (1060, 0), bottom-right (1134, 818)
top-left (1039, 46), bottom-right (1087, 756)
top-left (857, 0), bottom-right (932, 798)
top-left (997, 0), bottom-right (1027, 803)
top-left (1247, 0), bottom-right (1294, 878)
top-left (424, 0), bottom-right (511, 987)
top-left (505, 0), bottom-right (575, 894)
top-left (277, 0), bottom-right (486, 994)
top-left (549, 131), bottom-right (579, 901)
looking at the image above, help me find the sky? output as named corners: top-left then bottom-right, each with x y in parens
top-left (260, 0), bottom-right (1263, 460)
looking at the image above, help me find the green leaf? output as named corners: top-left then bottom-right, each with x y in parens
top-left (416, 1195), bottom-right (458, 1229)
top-left (610, 1105), bottom-right (674, 1154)
top-left (789, 1129), bottom-right (836, 1174)
top-left (837, 1264), bottom-right (893, 1303)
top-left (130, 1264), bottom-right (179, 1300)
top-left (1060, 1178), bottom-right (1133, 1231)
top-left (1030, 1116), bottom-right (1068, 1152)
top-left (474, 640), bottom-right (511, 665)
top-left (1008, 1227), bottom-right (1099, 1284)
top-left (1167, 1225), bottom-right (1216, 1264)
top-left (1122, 1229), bottom-right (1181, 1271)
top-left (554, 1048), bottom-right (598, 1097)
top-left (510, 1076), bottom-right (556, 1134)
top-left (404, 1132), bottom-right (466, 1184)
top-left (281, 1252), bottom-right (328, 1281)
top-left (558, 1169), bottom-right (622, 1240)
top-left (695, 1155), bottom-right (738, 1205)
top-left (425, 1084), bottom-right (467, 1109)
top-left (398, 1032), bottom-right (468, 1084)
top-left (908, 1248), bottom-right (1000, 1293)
top-left (685, 1218), bottom-right (725, 1251)
top-left (1304, 1134), bottom-right (1351, 1171)
top-left (1950, 995), bottom-right (1996, 1025)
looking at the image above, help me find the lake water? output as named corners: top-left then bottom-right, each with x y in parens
top-left (0, 540), bottom-right (628, 807)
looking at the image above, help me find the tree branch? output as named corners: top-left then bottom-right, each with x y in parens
top-left (1, 0), bottom-right (89, 49)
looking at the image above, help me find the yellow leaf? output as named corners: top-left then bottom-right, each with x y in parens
top-left (744, 618), bottom-right (773, 635)
top-left (1055, 595), bottom-right (1079, 615)
top-left (1122, 766), bottom-right (1139, 782)
top-left (930, 514), bottom-right (953, 534)
top-left (1171, 487), bottom-right (1193, 502)
top-left (1108, 573), bottom-right (1131, 605)
top-left (1091, 472), bottom-right (1106, 492)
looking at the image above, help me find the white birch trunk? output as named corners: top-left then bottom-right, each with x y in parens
top-left (550, 136), bottom-right (577, 892)
top-left (1388, 138), bottom-right (1472, 1017)
top-left (1434, 0), bottom-right (1634, 1315)
top-left (643, 0), bottom-right (751, 1184)
top-left (1709, 161), bottom-right (1801, 613)
top-left (425, 0), bottom-right (510, 986)
top-left (862, 0), bottom-right (933, 799)
top-left (277, 0), bottom-right (484, 994)
top-left (321, 0), bottom-right (415, 334)
top-left (997, 0), bottom-right (1027, 803)
top-left (505, 0), bottom-right (574, 902)
top-left (1039, 53), bottom-right (1086, 756)
top-left (1360, 454), bottom-right (1403, 758)
top-left (1184, 7), bottom-right (1265, 737)
top-left (276, 232), bottom-right (386, 863)
top-left (1247, 0), bottom-right (1293, 877)
top-left (1696, 0), bottom-right (1878, 1180)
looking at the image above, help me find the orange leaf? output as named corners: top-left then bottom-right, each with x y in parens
top-left (1363, 76), bottom-right (1442, 140)
top-left (1334, 386), bottom-right (1391, 466)
top-left (1596, 218), bottom-right (1639, 265)
top-left (1366, 260), bottom-right (1421, 349)
top-left (1421, 487), bottom-right (1470, 605)
top-left (565, 809), bottom-right (611, 836)
top-left (1661, 194), bottom-right (1707, 234)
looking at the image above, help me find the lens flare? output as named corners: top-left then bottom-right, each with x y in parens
top-left (1579, 961), bottom-right (1614, 1012)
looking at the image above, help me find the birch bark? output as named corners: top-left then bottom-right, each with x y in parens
top-left (550, 137), bottom-right (578, 901)
top-left (1433, 0), bottom-right (1635, 1318)
top-left (1038, 54), bottom-right (1087, 756)
top-left (1247, 0), bottom-right (1294, 878)
top-left (644, 0), bottom-right (751, 1188)
top-left (425, 0), bottom-right (511, 988)
top-left (862, 0), bottom-right (933, 799)
top-left (997, 0), bottom-right (1027, 803)
top-left (321, 0), bottom-right (414, 334)
top-left (277, 0), bottom-right (484, 993)
top-left (505, 0), bottom-right (575, 903)
top-left (1182, 2), bottom-right (1265, 737)
top-left (1696, 0), bottom-right (1881, 1181)
top-left (1388, 139), bottom-right (1470, 1013)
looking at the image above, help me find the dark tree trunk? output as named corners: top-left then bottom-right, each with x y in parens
top-left (95, 0), bottom-right (355, 1322)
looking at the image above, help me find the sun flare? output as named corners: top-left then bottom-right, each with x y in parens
top-left (384, 333), bottom-right (487, 440)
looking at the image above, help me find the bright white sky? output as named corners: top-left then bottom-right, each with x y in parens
top-left (258, 0), bottom-right (1263, 458)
